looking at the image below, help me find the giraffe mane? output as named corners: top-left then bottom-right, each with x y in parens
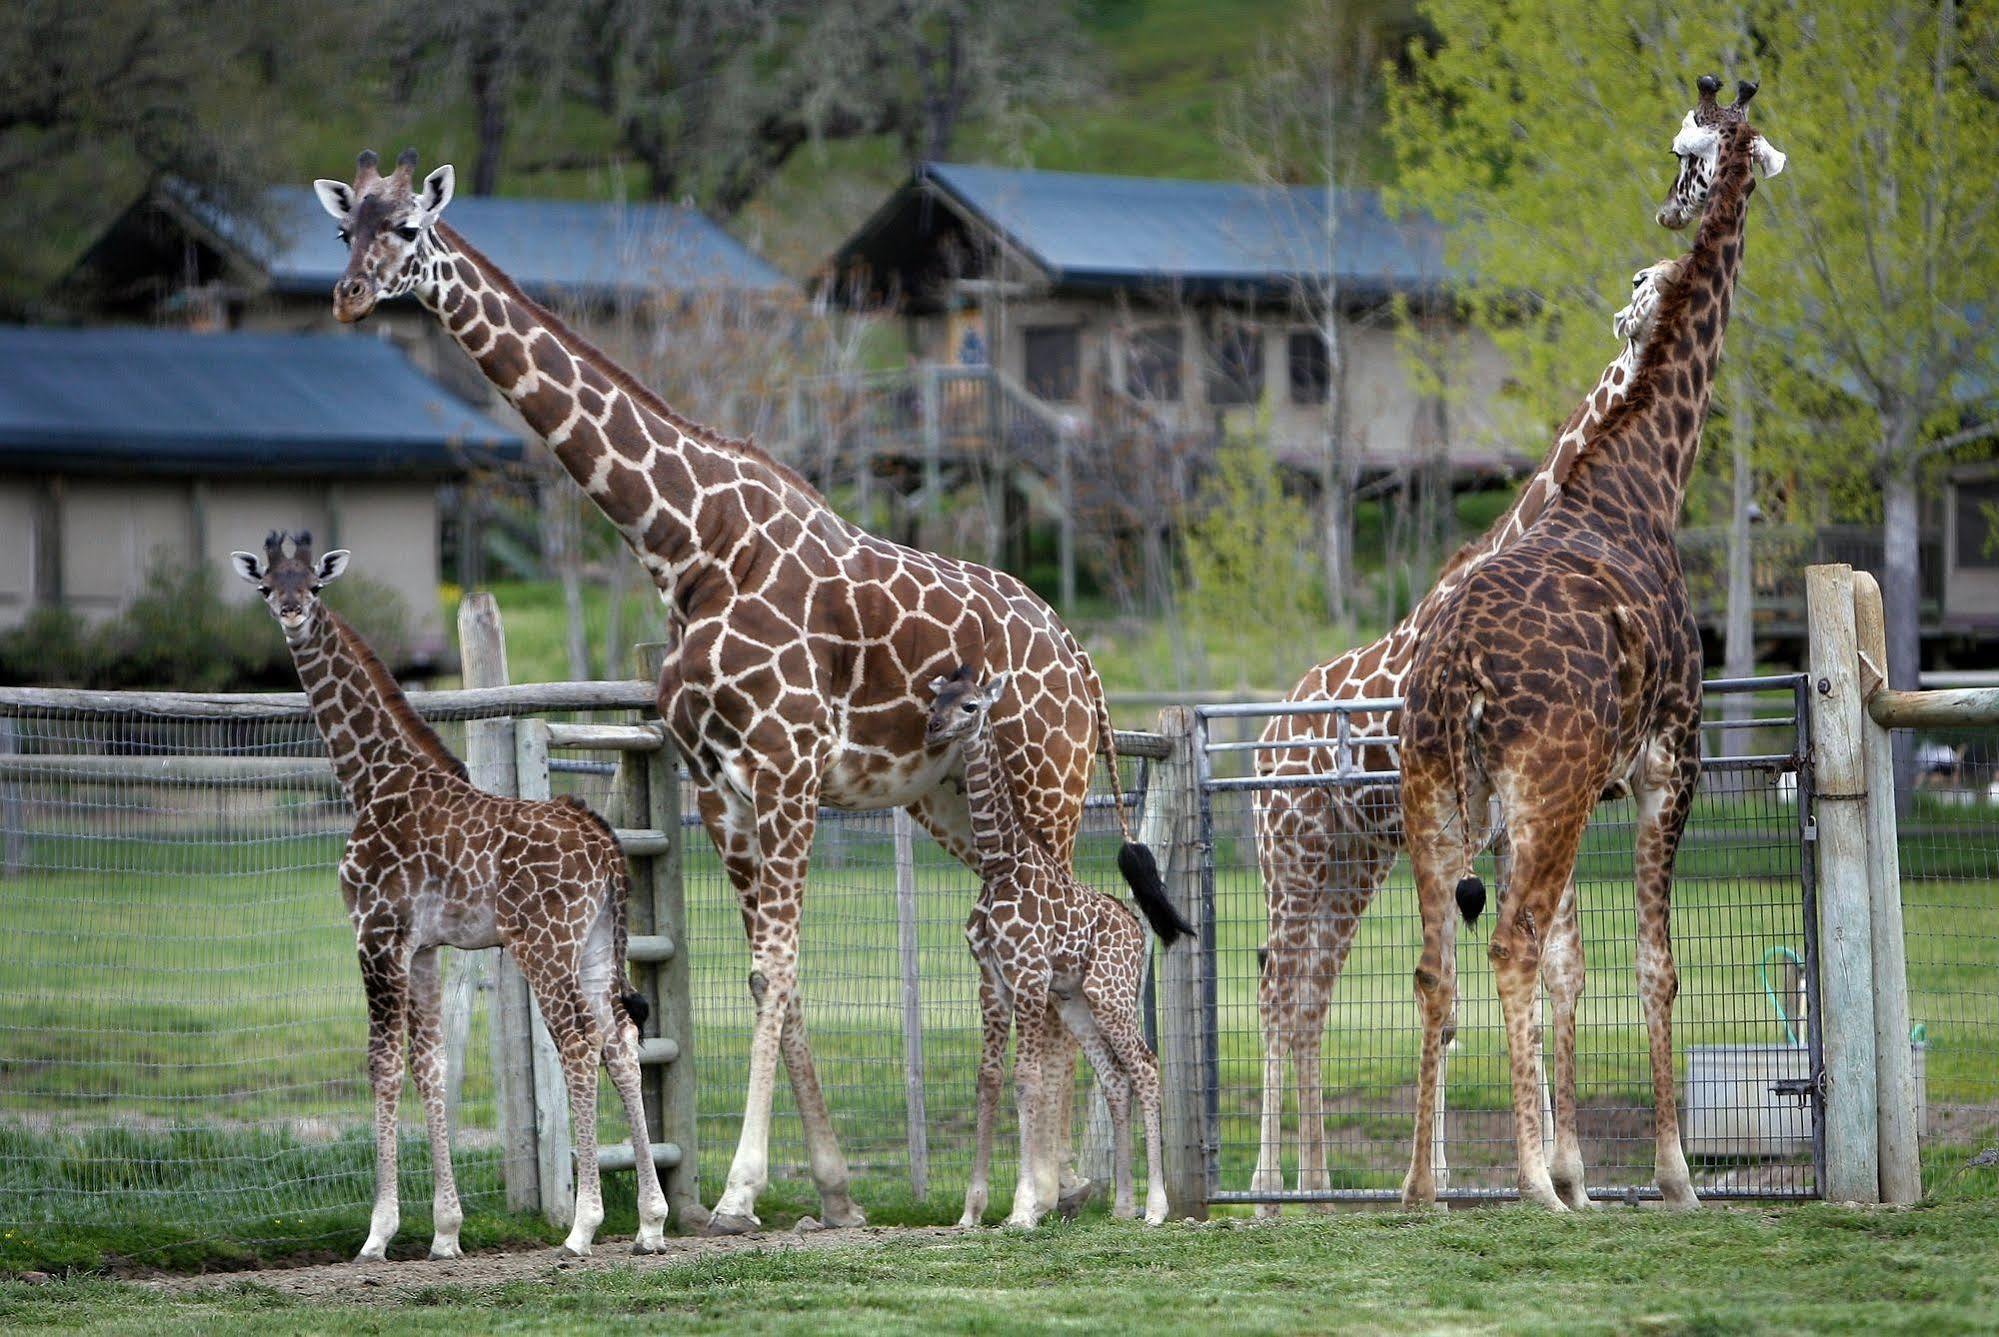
top-left (1565, 125), bottom-right (1755, 478)
top-left (324, 609), bottom-right (470, 781)
top-left (434, 221), bottom-right (827, 506)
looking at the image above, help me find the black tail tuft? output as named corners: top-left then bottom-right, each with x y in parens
top-left (1120, 841), bottom-right (1194, 946)
top-left (1256, 946), bottom-right (1270, 976)
top-left (621, 990), bottom-right (651, 1030)
top-left (1455, 875), bottom-right (1487, 926)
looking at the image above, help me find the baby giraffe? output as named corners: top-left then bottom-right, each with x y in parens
top-left (926, 665), bottom-right (1187, 1228)
top-left (232, 531), bottom-right (667, 1260)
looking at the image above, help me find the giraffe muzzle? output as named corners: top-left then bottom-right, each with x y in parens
top-left (333, 275), bottom-right (378, 323)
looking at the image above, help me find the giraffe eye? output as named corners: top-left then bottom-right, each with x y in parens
top-left (310, 583), bottom-right (324, 593)
top-left (258, 585), bottom-right (271, 596)
top-left (961, 702), bottom-right (978, 714)
top-left (396, 225), bottom-right (420, 242)
top-left (336, 228), bottom-right (351, 244)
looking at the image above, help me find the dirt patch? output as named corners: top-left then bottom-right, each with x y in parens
top-left (137, 1226), bottom-right (966, 1303)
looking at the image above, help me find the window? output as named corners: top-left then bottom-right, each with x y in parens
top-left (1288, 330), bottom-right (1330, 405)
top-left (1206, 321), bottom-right (1265, 407)
top-left (1023, 326), bottom-right (1081, 402)
top-left (1126, 326), bottom-right (1183, 402)
top-left (1955, 480), bottom-right (1999, 569)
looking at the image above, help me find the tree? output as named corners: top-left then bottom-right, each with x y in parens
top-left (1222, 0), bottom-right (1384, 627)
top-left (390, 0), bottom-right (573, 196)
top-left (1389, 0), bottom-right (1999, 748)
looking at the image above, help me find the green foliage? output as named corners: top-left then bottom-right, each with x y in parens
top-left (1176, 441), bottom-right (1326, 683)
top-left (0, 566), bottom-right (413, 691)
top-left (1387, 0), bottom-right (1999, 509)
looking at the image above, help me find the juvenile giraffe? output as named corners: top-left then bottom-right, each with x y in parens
top-left (1399, 78), bottom-right (1784, 1211)
top-left (1248, 253), bottom-right (1684, 1208)
top-left (231, 532), bottom-right (666, 1259)
top-left (926, 666), bottom-right (1187, 1228)
top-left (313, 148), bottom-right (1156, 1232)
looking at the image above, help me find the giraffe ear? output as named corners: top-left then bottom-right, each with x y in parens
top-left (1750, 134), bottom-right (1787, 178)
top-left (229, 551), bottom-right (266, 585)
top-left (928, 675), bottom-right (952, 695)
top-left (313, 179), bottom-right (355, 221)
top-left (416, 165), bottom-right (455, 219)
top-left (982, 670), bottom-right (1013, 708)
top-left (316, 549), bottom-right (352, 583)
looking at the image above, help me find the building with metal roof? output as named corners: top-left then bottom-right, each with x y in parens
top-left (0, 326), bottom-right (525, 660)
top-left (816, 162), bottom-right (1515, 487)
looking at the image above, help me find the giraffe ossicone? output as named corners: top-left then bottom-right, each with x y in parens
top-left (234, 531), bottom-right (668, 1260)
top-left (927, 666), bottom-right (1172, 1228)
top-left (313, 147), bottom-right (1156, 1232)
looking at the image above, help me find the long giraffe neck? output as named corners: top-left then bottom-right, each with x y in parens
top-left (1566, 125), bottom-right (1756, 520)
top-left (414, 222), bottom-right (841, 613)
top-left (1395, 314), bottom-right (1655, 642)
top-left (961, 716), bottom-right (1036, 885)
top-left (287, 610), bottom-right (465, 810)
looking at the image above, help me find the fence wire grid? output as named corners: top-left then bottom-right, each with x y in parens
top-left (1199, 679), bottom-right (1824, 1205)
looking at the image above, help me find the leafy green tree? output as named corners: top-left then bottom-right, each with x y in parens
top-left (1388, 0), bottom-right (1999, 713)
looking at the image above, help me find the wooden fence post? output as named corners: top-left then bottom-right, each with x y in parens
top-left (1148, 707), bottom-right (1207, 1220)
top-left (1851, 571), bottom-right (1922, 1204)
top-left (0, 715), bottom-right (23, 878)
top-left (513, 716), bottom-right (575, 1226)
top-left (1803, 564), bottom-right (1881, 1203)
top-left (638, 642), bottom-right (702, 1227)
top-left (457, 594), bottom-right (539, 1213)
top-left (892, 807), bottom-right (930, 1201)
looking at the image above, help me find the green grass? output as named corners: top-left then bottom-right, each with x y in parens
top-left (7, 1203), bottom-right (1999, 1334)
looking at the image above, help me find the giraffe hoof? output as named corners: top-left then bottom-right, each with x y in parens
top-left (818, 1198), bottom-right (868, 1229)
top-left (427, 1238), bottom-right (464, 1260)
top-left (704, 1211), bottom-right (761, 1237)
top-left (355, 1245), bottom-right (389, 1264)
top-left (630, 1234), bottom-right (670, 1255)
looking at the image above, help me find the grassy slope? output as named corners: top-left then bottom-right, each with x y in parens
top-left (6, 1204), bottom-right (1999, 1334)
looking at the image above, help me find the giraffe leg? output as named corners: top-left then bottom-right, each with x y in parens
top-left (1005, 981), bottom-right (1054, 1229)
top-left (406, 947), bottom-right (464, 1259)
top-left (961, 962), bottom-right (1010, 1228)
top-left (1489, 814), bottom-right (1588, 1211)
top-left (1636, 745), bottom-right (1702, 1209)
top-left (355, 929), bottom-right (409, 1262)
top-left (1401, 778), bottom-right (1463, 1211)
top-left (1047, 1024), bottom-right (1088, 1215)
top-left (1056, 987), bottom-right (1132, 1219)
top-left (521, 967), bottom-right (609, 1257)
top-left (1541, 880), bottom-right (1594, 1210)
top-left (582, 898), bottom-right (668, 1252)
top-left (1250, 786), bottom-right (1322, 1216)
top-left (778, 992), bottom-right (865, 1227)
top-left (1090, 977), bottom-right (1167, 1227)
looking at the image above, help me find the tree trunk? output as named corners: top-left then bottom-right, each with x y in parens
top-left (1881, 455), bottom-right (1922, 816)
top-left (1721, 378), bottom-right (1757, 757)
top-left (469, 40), bottom-right (509, 197)
top-left (1319, 302), bottom-right (1352, 626)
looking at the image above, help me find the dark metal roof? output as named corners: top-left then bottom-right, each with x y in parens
top-left (835, 162), bottom-right (1459, 304)
top-left (172, 182), bottom-right (792, 301)
top-left (0, 326), bottom-right (524, 476)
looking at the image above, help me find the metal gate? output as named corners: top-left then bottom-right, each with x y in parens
top-left (1186, 674), bottom-right (1825, 1206)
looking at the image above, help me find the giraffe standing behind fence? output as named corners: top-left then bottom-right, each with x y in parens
top-left (1399, 79), bottom-right (1784, 1211)
top-left (1249, 252), bottom-right (1685, 1208)
top-left (232, 532), bottom-right (666, 1259)
top-left (927, 666), bottom-right (1187, 1228)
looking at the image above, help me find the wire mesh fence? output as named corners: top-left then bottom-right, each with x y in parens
top-left (0, 704), bottom-right (506, 1255)
top-left (4, 675), bottom-right (1994, 1256)
top-left (1881, 730), bottom-right (1999, 1197)
top-left (1199, 678), bottom-right (1825, 1205)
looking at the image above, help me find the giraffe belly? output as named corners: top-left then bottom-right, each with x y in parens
top-left (818, 745), bottom-right (955, 811)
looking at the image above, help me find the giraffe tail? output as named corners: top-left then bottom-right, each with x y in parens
top-left (1445, 671), bottom-right (1488, 928)
top-left (1079, 642), bottom-right (1190, 945)
top-left (568, 795), bottom-right (652, 1030)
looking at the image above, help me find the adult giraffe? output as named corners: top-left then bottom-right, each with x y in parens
top-left (1399, 78), bottom-right (1783, 1211)
top-left (313, 149), bottom-right (1158, 1233)
top-left (1249, 252), bottom-right (1687, 1209)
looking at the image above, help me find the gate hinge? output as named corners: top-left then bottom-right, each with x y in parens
top-left (1770, 1071), bottom-right (1823, 1106)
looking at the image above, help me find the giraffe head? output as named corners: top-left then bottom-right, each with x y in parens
top-left (924, 665), bottom-right (1012, 746)
top-left (1611, 256), bottom-right (1685, 345)
top-left (312, 148), bottom-right (456, 322)
top-left (230, 530), bottom-right (351, 643)
top-left (1656, 75), bottom-right (1786, 229)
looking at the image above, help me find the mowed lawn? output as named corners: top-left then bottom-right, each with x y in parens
top-left (5, 1203), bottom-right (1999, 1335)
top-left (1, 764), bottom-right (1995, 1271)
